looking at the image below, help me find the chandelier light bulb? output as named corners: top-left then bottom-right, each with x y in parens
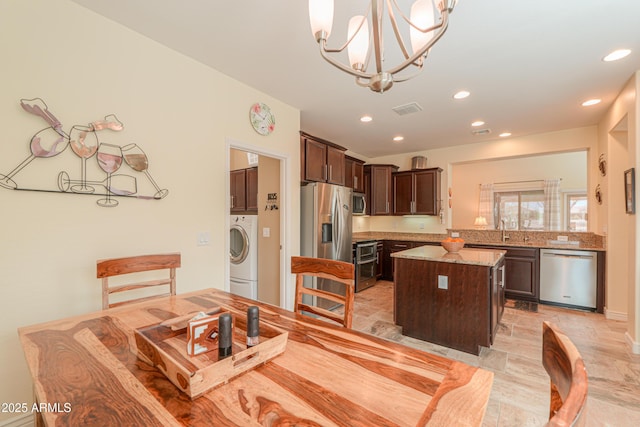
top-left (309, 0), bottom-right (334, 40)
top-left (348, 15), bottom-right (370, 70)
top-left (410, 0), bottom-right (436, 55)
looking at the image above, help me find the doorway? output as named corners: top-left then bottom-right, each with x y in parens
top-left (227, 143), bottom-right (285, 307)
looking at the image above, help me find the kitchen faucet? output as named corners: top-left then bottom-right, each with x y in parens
top-left (500, 219), bottom-right (510, 242)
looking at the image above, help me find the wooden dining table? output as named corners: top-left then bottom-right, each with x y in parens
top-left (18, 288), bottom-right (494, 426)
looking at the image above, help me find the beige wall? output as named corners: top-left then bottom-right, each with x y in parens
top-left (597, 72), bottom-right (639, 350)
top-left (452, 151), bottom-right (587, 229)
top-left (0, 1), bottom-right (300, 421)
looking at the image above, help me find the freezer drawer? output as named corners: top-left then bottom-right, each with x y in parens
top-left (539, 249), bottom-right (597, 309)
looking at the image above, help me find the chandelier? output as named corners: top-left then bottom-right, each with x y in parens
top-left (309, 0), bottom-right (458, 93)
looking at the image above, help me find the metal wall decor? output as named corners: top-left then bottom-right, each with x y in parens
top-left (0, 98), bottom-right (168, 207)
top-left (598, 154), bottom-right (607, 176)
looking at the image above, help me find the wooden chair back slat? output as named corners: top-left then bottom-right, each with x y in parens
top-left (97, 253), bottom-right (181, 310)
top-left (542, 321), bottom-right (588, 427)
top-left (291, 256), bottom-right (355, 328)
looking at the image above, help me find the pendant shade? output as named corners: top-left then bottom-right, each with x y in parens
top-left (347, 16), bottom-right (369, 70)
top-left (309, 0), bottom-right (334, 39)
top-left (410, 0), bottom-right (437, 55)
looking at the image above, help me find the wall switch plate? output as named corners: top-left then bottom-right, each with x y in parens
top-left (263, 227), bottom-right (270, 237)
top-left (451, 232), bottom-right (460, 238)
top-left (437, 275), bottom-right (448, 290)
top-left (197, 232), bottom-right (211, 246)
top-left (557, 235), bottom-right (569, 242)
top-left (419, 223), bottom-right (425, 229)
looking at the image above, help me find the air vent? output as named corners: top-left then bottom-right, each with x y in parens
top-left (472, 128), bottom-right (492, 135)
top-left (392, 102), bottom-right (423, 116)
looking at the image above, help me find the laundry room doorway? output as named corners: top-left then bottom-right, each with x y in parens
top-left (228, 146), bottom-right (282, 306)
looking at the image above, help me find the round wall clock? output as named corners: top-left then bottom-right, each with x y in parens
top-left (250, 102), bottom-right (275, 136)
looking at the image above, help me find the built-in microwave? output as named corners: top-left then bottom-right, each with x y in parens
top-left (353, 192), bottom-right (366, 215)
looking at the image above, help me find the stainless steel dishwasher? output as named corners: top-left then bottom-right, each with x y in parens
top-left (539, 249), bottom-right (597, 310)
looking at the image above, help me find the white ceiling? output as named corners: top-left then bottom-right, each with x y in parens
top-left (70, 0), bottom-right (640, 158)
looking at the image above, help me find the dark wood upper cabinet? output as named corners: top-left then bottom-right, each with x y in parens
top-left (345, 155), bottom-right (365, 192)
top-left (230, 169), bottom-right (247, 212)
top-left (300, 132), bottom-right (346, 185)
top-left (364, 164), bottom-right (398, 216)
top-left (392, 168), bottom-right (442, 215)
top-left (246, 167), bottom-right (258, 211)
top-left (230, 167), bottom-right (258, 213)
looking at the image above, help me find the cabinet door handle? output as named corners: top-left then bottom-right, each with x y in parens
top-left (354, 176), bottom-right (358, 188)
top-left (329, 165), bottom-right (333, 181)
top-left (231, 195), bottom-right (235, 208)
top-left (323, 164), bottom-right (328, 181)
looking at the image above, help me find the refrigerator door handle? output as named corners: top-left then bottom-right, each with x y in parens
top-left (333, 189), bottom-right (341, 258)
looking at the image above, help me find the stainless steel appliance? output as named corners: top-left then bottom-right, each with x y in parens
top-left (300, 183), bottom-right (353, 307)
top-left (352, 192), bottom-right (366, 215)
top-left (354, 240), bottom-right (377, 292)
top-left (539, 249), bottom-right (597, 310)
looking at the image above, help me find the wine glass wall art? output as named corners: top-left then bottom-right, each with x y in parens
top-left (0, 98), bottom-right (169, 207)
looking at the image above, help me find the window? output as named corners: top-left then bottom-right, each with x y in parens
top-left (494, 191), bottom-right (545, 230)
top-left (566, 193), bottom-right (587, 231)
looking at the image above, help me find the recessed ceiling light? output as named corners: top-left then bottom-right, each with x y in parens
top-left (582, 99), bottom-right (601, 107)
top-left (453, 90), bottom-right (470, 99)
top-left (393, 136), bottom-right (404, 142)
top-left (499, 132), bottom-right (512, 138)
top-left (471, 120), bottom-right (485, 127)
top-left (603, 49), bottom-right (631, 62)
top-left (360, 115), bottom-right (373, 122)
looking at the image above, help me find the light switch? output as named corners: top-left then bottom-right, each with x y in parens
top-left (438, 275), bottom-right (448, 290)
top-left (197, 232), bottom-right (211, 246)
top-left (263, 227), bottom-right (270, 237)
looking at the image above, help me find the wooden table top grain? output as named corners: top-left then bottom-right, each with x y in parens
top-left (18, 288), bottom-right (494, 426)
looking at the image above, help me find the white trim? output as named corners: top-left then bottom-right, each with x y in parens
top-left (604, 307), bottom-right (628, 321)
top-left (0, 413), bottom-right (33, 427)
top-left (225, 138), bottom-right (291, 309)
top-left (625, 332), bottom-right (640, 354)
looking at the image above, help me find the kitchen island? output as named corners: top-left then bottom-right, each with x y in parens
top-left (392, 246), bottom-right (506, 355)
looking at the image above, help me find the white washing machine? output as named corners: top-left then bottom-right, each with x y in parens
top-left (229, 215), bottom-right (258, 299)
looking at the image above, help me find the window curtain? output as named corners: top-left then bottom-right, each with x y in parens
top-left (544, 179), bottom-right (561, 231)
top-left (478, 183), bottom-right (495, 230)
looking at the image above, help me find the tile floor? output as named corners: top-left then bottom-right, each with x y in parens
top-left (351, 280), bottom-right (640, 426)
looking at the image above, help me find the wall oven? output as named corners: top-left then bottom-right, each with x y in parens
top-left (355, 241), bottom-right (377, 292)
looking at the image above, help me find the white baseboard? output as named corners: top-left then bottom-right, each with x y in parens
top-left (0, 413), bottom-right (33, 427)
top-left (604, 307), bottom-right (628, 321)
top-left (625, 332), bottom-right (640, 355)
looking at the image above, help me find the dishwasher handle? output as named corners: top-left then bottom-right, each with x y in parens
top-left (542, 252), bottom-right (594, 260)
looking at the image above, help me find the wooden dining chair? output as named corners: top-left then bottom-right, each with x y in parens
top-left (542, 321), bottom-right (588, 427)
top-left (291, 256), bottom-right (355, 328)
top-left (96, 253), bottom-right (181, 309)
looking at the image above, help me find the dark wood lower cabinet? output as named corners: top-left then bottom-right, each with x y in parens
top-left (394, 256), bottom-right (504, 355)
top-left (467, 245), bottom-right (539, 303)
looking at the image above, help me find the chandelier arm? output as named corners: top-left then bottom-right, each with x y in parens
top-left (371, 0), bottom-right (384, 73)
top-left (317, 40), bottom-right (372, 80)
top-left (317, 3), bottom-right (371, 54)
top-left (386, 0), bottom-right (412, 60)
top-left (386, 10), bottom-right (450, 76)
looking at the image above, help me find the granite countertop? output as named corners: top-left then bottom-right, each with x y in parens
top-left (352, 231), bottom-right (606, 251)
top-left (391, 245), bottom-right (506, 267)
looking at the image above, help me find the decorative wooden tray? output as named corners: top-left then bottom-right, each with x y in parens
top-left (134, 312), bottom-right (288, 399)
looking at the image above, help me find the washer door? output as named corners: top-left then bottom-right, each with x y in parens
top-left (230, 225), bottom-right (250, 264)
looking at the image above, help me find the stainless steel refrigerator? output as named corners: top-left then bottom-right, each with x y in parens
top-left (300, 182), bottom-right (352, 308)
